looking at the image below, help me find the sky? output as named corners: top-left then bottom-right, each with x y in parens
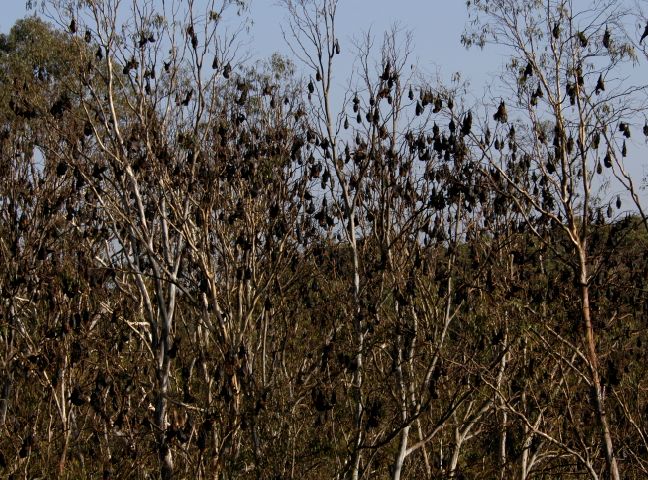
top-left (5, 0), bottom-right (642, 120)
top-left (247, 1), bottom-right (491, 80)
top-left (2, 1), bottom-right (495, 90)
top-left (0, 0), bottom-right (499, 166)
top-left (2, 0), bottom-right (647, 205)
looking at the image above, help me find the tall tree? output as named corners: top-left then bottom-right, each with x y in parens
top-left (462, 1), bottom-right (644, 478)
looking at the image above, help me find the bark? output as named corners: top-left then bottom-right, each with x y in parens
top-left (392, 425), bottom-right (410, 480)
top-left (0, 378), bottom-right (9, 426)
top-left (578, 251), bottom-right (620, 480)
top-left (156, 338), bottom-right (174, 480)
top-left (156, 278), bottom-right (177, 480)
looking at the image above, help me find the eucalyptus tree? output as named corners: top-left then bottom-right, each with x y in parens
top-left (0, 17), bottom-right (118, 477)
top-left (177, 55), bottom-right (317, 477)
top-left (462, 1), bottom-right (647, 478)
top-left (279, 2), bottom-right (514, 478)
top-left (30, 0), bottom-right (258, 477)
top-left (5, 0), bottom-right (648, 478)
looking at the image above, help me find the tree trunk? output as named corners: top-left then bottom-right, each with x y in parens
top-left (156, 363), bottom-right (174, 480)
top-left (156, 319), bottom-right (174, 480)
top-left (448, 426), bottom-right (463, 477)
top-left (0, 372), bottom-right (10, 427)
top-left (578, 252), bottom-right (619, 480)
top-left (392, 425), bottom-right (410, 480)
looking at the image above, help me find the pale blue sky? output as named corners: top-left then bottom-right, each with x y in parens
top-left (2, 1), bottom-right (494, 91)
top-left (3, 0), bottom-right (647, 204)
top-left (3, 1), bottom-right (644, 98)
top-left (247, 1), bottom-right (490, 79)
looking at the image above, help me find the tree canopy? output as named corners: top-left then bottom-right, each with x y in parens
top-left (1, 1), bottom-right (648, 479)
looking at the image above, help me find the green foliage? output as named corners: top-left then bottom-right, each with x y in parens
top-left (1, 2), bottom-right (648, 479)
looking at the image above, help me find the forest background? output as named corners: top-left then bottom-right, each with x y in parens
top-left (2, 0), bottom-right (648, 479)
